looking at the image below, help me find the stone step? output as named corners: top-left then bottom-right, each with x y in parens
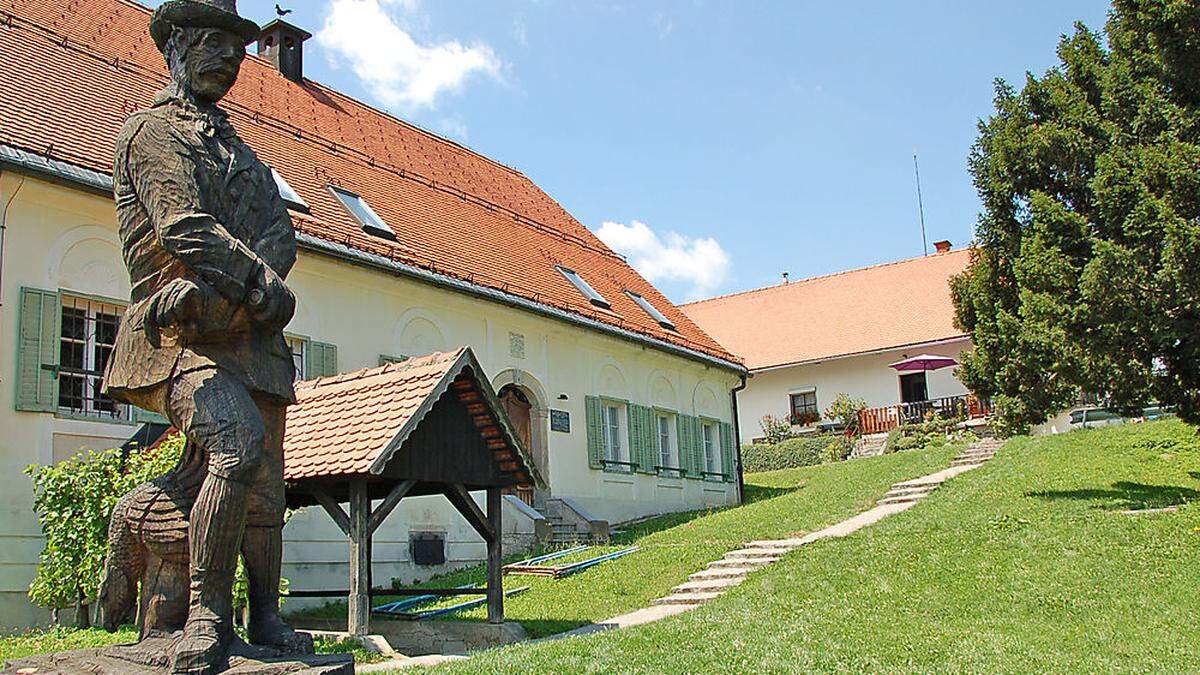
top-left (892, 474), bottom-right (949, 488)
top-left (707, 557), bottom-right (775, 569)
top-left (744, 538), bottom-right (807, 549)
top-left (724, 548), bottom-right (791, 560)
top-left (881, 485), bottom-right (938, 498)
top-left (876, 494), bottom-right (926, 506)
top-left (652, 591), bottom-right (723, 606)
top-left (950, 458), bottom-right (987, 467)
top-left (671, 577), bottom-right (745, 593)
top-left (689, 567), bottom-right (754, 581)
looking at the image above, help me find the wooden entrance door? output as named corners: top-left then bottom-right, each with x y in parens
top-left (499, 386), bottom-right (535, 505)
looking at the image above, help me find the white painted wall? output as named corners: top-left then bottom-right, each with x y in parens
top-left (736, 341), bottom-right (972, 441)
top-left (0, 173), bottom-right (740, 626)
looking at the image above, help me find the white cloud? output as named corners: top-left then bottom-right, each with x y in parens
top-left (594, 220), bottom-right (731, 301)
top-left (318, 0), bottom-right (501, 110)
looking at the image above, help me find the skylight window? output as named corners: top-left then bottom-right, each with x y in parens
top-left (329, 185), bottom-right (395, 239)
top-left (556, 265), bottom-right (610, 309)
top-left (626, 290), bottom-right (676, 331)
top-left (270, 167), bottom-right (307, 210)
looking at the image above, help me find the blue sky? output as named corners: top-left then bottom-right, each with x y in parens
top-left (184, 1), bottom-right (1110, 302)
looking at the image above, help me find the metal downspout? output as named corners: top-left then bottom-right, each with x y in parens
top-left (731, 372), bottom-right (749, 504)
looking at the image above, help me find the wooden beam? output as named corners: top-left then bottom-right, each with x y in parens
top-left (348, 480), bottom-right (371, 636)
top-left (312, 488), bottom-right (350, 536)
top-left (443, 483), bottom-right (494, 542)
top-left (486, 487), bottom-right (503, 624)
top-left (366, 479), bottom-right (417, 536)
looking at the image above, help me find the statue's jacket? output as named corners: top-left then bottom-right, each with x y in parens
top-left (104, 85), bottom-right (297, 403)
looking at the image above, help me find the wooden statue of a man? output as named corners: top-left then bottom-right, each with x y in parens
top-left (101, 0), bottom-right (311, 672)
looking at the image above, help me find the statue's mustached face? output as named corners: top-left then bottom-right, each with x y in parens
top-left (174, 27), bottom-right (245, 103)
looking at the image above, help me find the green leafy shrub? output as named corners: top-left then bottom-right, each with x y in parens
top-left (825, 393), bottom-right (867, 435)
top-left (758, 414), bottom-right (796, 444)
top-left (743, 434), bottom-right (849, 473)
top-left (883, 416), bottom-right (976, 454)
top-left (25, 434), bottom-right (183, 625)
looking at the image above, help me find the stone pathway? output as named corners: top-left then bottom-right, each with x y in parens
top-left (559, 436), bottom-right (1004, 637)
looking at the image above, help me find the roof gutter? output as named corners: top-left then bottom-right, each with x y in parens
top-left (0, 143), bottom-right (746, 374)
top-left (749, 335), bottom-right (971, 374)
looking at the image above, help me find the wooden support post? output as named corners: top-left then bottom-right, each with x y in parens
top-left (348, 480), bottom-right (371, 636)
top-left (486, 487), bottom-right (503, 624)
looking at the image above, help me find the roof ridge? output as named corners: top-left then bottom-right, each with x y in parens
top-left (681, 248), bottom-right (974, 308)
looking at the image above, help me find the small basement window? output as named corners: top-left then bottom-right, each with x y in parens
top-left (329, 185), bottom-right (395, 239)
top-left (625, 290), bottom-right (676, 330)
top-left (410, 531), bottom-right (446, 566)
top-left (556, 265), bottom-right (610, 309)
top-left (270, 167), bottom-right (308, 210)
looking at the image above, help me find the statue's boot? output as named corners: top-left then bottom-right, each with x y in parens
top-left (172, 475), bottom-right (248, 675)
top-left (243, 525), bottom-right (314, 654)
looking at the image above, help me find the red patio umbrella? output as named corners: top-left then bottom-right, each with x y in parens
top-left (888, 354), bottom-right (958, 372)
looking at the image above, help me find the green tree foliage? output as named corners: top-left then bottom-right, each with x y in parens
top-left (953, 0), bottom-right (1200, 433)
top-left (25, 435), bottom-right (183, 625)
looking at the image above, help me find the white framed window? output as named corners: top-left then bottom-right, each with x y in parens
top-left (626, 290), bottom-right (676, 331)
top-left (702, 421), bottom-right (721, 476)
top-left (58, 295), bottom-right (131, 421)
top-left (656, 412), bottom-right (677, 469)
top-left (556, 265), bottom-right (610, 309)
top-left (270, 166), bottom-right (307, 209)
top-left (601, 401), bottom-right (628, 467)
top-left (329, 185), bottom-right (395, 239)
top-left (285, 335), bottom-right (307, 380)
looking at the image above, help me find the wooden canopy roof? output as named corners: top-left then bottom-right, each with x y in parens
top-left (283, 347), bottom-right (543, 505)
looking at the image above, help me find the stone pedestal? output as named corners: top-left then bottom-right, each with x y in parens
top-left (2, 634), bottom-right (354, 674)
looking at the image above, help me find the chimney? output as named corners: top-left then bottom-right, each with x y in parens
top-left (257, 19), bottom-right (312, 84)
top-left (933, 240), bottom-right (952, 254)
top-left (782, 271), bottom-right (790, 284)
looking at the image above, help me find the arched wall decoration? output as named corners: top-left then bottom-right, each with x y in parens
top-left (394, 307), bottom-right (448, 358)
top-left (594, 358), bottom-right (629, 401)
top-left (692, 381), bottom-right (721, 419)
top-left (47, 225), bottom-right (129, 300)
top-left (648, 370), bottom-right (678, 410)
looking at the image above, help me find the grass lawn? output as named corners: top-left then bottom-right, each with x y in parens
top-left (1, 443), bottom-right (957, 662)
top-left (290, 443), bottom-right (957, 639)
top-left (439, 419), bottom-right (1200, 673)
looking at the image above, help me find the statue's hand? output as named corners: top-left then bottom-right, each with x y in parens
top-left (249, 264), bottom-right (296, 330)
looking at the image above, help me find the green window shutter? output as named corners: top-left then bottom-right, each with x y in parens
top-left (677, 414), bottom-right (697, 479)
top-left (307, 341), bottom-right (338, 378)
top-left (689, 416), bottom-right (705, 479)
top-left (642, 407), bottom-right (657, 473)
top-left (585, 396), bottom-right (603, 469)
top-left (16, 288), bottom-right (60, 412)
top-left (720, 422), bottom-right (736, 482)
top-left (627, 404), bottom-right (654, 474)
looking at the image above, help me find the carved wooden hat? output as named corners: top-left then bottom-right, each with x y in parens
top-left (150, 0), bottom-right (260, 52)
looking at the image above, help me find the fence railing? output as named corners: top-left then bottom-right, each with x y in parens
top-left (858, 394), bottom-right (992, 435)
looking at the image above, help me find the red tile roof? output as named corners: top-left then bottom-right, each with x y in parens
top-left (681, 249), bottom-right (972, 371)
top-left (0, 0), bottom-right (739, 367)
top-left (284, 347), bottom-right (541, 486)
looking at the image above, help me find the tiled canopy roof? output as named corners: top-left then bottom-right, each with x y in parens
top-left (284, 347), bottom-right (542, 487)
top-left (0, 0), bottom-right (739, 368)
top-left (681, 249), bottom-right (973, 371)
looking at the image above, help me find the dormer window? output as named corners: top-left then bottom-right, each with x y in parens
top-left (270, 167), bottom-right (308, 210)
top-left (329, 185), bottom-right (395, 240)
top-left (626, 290), bottom-right (676, 331)
top-left (556, 265), bottom-right (610, 309)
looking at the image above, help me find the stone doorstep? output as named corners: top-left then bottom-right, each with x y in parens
top-left (689, 567), bottom-right (755, 581)
top-left (671, 576), bottom-right (746, 593)
top-left (706, 557), bottom-right (777, 569)
top-left (652, 591), bottom-right (723, 606)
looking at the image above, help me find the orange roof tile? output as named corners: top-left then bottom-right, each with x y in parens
top-left (0, 0), bottom-right (739, 368)
top-left (283, 347), bottom-right (541, 485)
top-left (681, 249), bottom-right (972, 371)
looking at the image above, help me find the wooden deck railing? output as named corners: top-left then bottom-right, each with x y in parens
top-left (857, 394), bottom-right (992, 435)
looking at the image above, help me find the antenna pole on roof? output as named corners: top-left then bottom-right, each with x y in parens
top-left (913, 154), bottom-right (928, 256)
